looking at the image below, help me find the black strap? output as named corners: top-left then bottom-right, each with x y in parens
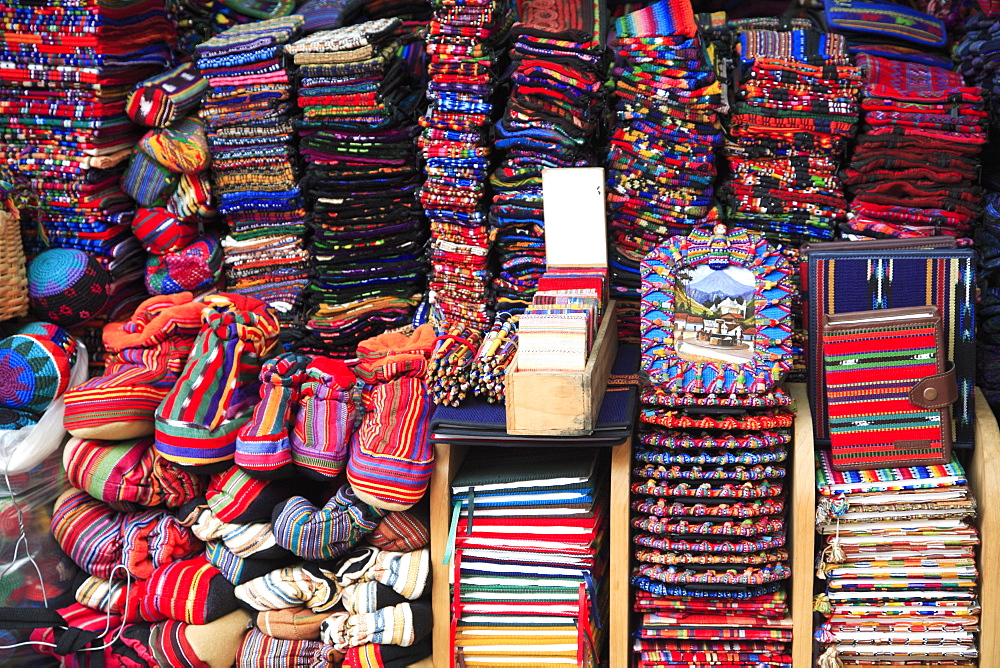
top-left (0, 605), bottom-right (105, 665)
top-left (0, 606), bottom-right (65, 630)
top-left (54, 626), bottom-right (103, 657)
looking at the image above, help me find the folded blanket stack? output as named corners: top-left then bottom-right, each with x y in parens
top-left (419, 0), bottom-right (511, 331)
top-left (635, 224), bottom-right (796, 668)
top-left (287, 19), bottom-right (428, 358)
top-left (604, 0), bottom-right (722, 340)
top-left (487, 0), bottom-right (606, 314)
top-left (196, 16), bottom-right (310, 325)
top-left (173, 0), bottom-right (299, 56)
top-left (0, 0), bottom-right (175, 262)
top-left (814, 452), bottom-right (981, 668)
top-left (724, 22), bottom-right (861, 246)
top-left (840, 54), bottom-right (987, 240)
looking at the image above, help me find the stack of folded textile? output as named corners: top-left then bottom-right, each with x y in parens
top-left (487, 0), bottom-right (605, 313)
top-left (604, 0), bottom-right (723, 341)
top-left (196, 16), bottom-right (310, 325)
top-left (841, 54), bottom-right (987, 240)
top-left (955, 8), bottom-right (1000, 120)
top-left (633, 225), bottom-right (795, 668)
top-left (724, 22), bottom-right (860, 246)
top-left (420, 0), bottom-right (510, 331)
top-left (814, 451), bottom-right (980, 667)
top-left (959, 4), bottom-right (1000, 411)
top-left (0, 0), bottom-right (175, 260)
top-left (450, 447), bottom-right (608, 666)
top-left (287, 19), bottom-right (428, 358)
top-left (723, 22), bottom-right (861, 382)
top-left (822, 0), bottom-right (953, 71)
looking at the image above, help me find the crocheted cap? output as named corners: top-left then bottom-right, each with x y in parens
top-left (28, 249), bottom-right (113, 328)
top-left (0, 334), bottom-right (72, 414)
top-left (14, 322), bottom-right (78, 368)
top-left (0, 407), bottom-right (38, 430)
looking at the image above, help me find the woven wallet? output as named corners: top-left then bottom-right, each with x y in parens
top-left (801, 245), bottom-right (975, 448)
top-left (822, 306), bottom-right (956, 471)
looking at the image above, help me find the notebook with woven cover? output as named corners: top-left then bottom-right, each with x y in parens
top-left (822, 306), bottom-right (955, 471)
top-left (802, 246), bottom-right (975, 448)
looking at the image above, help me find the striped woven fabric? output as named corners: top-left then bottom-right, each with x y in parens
top-left (290, 357), bottom-right (357, 479)
top-left (824, 321), bottom-right (947, 469)
top-left (132, 206), bottom-right (199, 255)
top-left (51, 490), bottom-right (202, 580)
top-left (271, 485), bottom-right (384, 561)
top-left (64, 436), bottom-right (205, 509)
top-left (346, 376), bottom-right (434, 511)
top-left (148, 618), bottom-right (208, 668)
top-left (235, 628), bottom-right (339, 668)
top-left (121, 150), bottom-right (180, 207)
top-left (235, 352), bottom-right (310, 478)
top-left (187, 506), bottom-right (285, 560)
top-left (234, 565), bottom-right (339, 612)
top-left (127, 62), bottom-right (208, 128)
top-left (205, 540), bottom-right (280, 586)
top-left (63, 292), bottom-right (206, 439)
top-left (155, 294), bottom-right (280, 470)
top-left (614, 0), bottom-right (697, 38)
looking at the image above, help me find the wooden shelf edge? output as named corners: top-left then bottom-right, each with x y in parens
top-left (789, 382), bottom-right (817, 668)
top-left (971, 389), bottom-right (1000, 668)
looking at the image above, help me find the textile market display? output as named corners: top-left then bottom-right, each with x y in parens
top-left (956, 8), bottom-right (1000, 413)
top-left (487, 0), bottom-right (606, 313)
top-left (19, 292), bottom-right (438, 666)
top-left (288, 18), bottom-right (428, 358)
top-left (814, 451), bottom-right (980, 667)
top-left (723, 20), bottom-right (861, 382)
top-left (724, 22), bottom-right (860, 245)
top-left (0, 0), bottom-right (178, 373)
top-left (123, 64), bottom-right (222, 298)
top-left (197, 15), bottom-right (310, 325)
top-left (419, 0), bottom-right (511, 330)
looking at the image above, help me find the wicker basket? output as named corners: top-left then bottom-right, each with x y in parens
top-left (0, 205), bottom-right (29, 321)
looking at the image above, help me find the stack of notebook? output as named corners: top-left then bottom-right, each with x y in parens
top-left (814, 450), bottom-right (980, 667)
top-left (517, 268), bottom-right (606, 373)
top-left (448, 447), bottom-right (608, 667)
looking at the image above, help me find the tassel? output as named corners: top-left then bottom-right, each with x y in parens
top-left (815, 548), bottom-right (828, 580)
top-left (813, 593), bottom-right (832, 614)
top-left (817, 646), bottom-right (843, 668)
top-left (829, 533), bottom-right (845, 563)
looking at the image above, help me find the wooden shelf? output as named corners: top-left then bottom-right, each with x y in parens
top-left (429, 385), bottom-right (1000, 667)
top-left (968, 388), bottom-right (1000, 668)
top-left (428, 438), bottom-right (633, 668)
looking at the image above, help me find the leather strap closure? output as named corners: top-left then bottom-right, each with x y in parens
top-left (909, 361), bottom-right (957, 409)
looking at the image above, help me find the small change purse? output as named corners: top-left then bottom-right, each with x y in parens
top-left (821, 305), bottom-right (956, 471)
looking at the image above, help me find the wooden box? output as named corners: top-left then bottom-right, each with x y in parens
top-left (505, 300), bottom-right (619, 436)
